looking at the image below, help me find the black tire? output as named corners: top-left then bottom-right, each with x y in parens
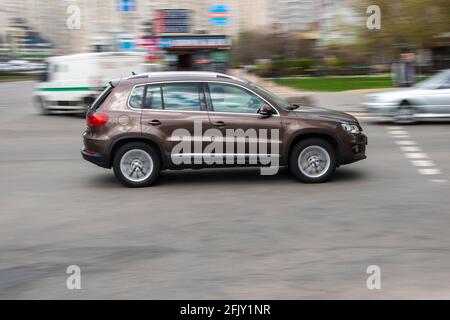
top-left (112, 142), bottom-right (161, 188)
top-left (35, 96), bottom-right (50, 115)
top-left (393, 101), bottom-right (416, 124)
top-left (289, 138), bottom-right (336, 183)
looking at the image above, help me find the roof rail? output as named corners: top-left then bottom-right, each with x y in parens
top-left (126, 71), bottom-right (235, 80)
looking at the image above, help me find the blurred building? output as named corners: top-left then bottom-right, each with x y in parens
top-left (1, 0), bottom-right (270, 53)
top-left (269, 0), bottom-right (320, 33)
top-left (318, 0), bottom-right (357, 44)
top-left (268, 0), bottom-right (356, 39)
top-left (0, 1), bottom-right (53, 58)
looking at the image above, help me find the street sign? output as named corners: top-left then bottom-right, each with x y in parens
top-left (118, 0), bottom-right (135, 12)
top-left (155, 9), bottom-right (191, 33)
top-left (157, 36), bottom-right (231, 49)
top-left (209, 5), bottom-right (231, 25)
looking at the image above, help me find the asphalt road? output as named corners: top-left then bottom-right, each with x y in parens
top-left (1, 81), bottom-right (450, 299)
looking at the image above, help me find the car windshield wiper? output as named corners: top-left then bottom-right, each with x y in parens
top-left (287, 104), bottom-right (300, 110)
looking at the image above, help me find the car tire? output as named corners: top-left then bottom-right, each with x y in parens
top-left (113, 142), bottom-right (160, 188)
top-left (35, 97), bottom-right (50, 115)
top-left (289, 138), bottom-right (336, 183)
top-left (393, 101), bottom-right (416, 124)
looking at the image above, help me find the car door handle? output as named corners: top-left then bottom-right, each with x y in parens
top-left (148, 119), bottom-right (161, 126)
top-left (213, 121), bottom-right (225, 127)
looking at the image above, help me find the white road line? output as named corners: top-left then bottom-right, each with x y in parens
top-left (395, 140), bottom-right (416, 146)
top-left (418, 168), bottom-right (442, 175)
top-left (410, 160), bottom-right (435, 167)
top-left (387, 127), bottom-right (446, 183)
top-left (400, 146), bottom-right (422, 153)
top-left (389, 130), bottom-right (409, 135)
top-left (431, 179), bottom-right (448, 183)
top-left (404, 153), bottom-right (428, 159)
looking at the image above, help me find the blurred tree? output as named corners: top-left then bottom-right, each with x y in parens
top-left (351, 0), bottom-right (450, 60)
top-left (231, 31), bottom-right (317, 66)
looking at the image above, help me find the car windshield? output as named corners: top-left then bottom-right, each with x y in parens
top-left (415, 70), bottom-right (450, 89)
top-left (245, 80), bottom-right (292, 110)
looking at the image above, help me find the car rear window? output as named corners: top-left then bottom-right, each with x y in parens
top-left (90, 86), bottom-right (112, 110)
top-left (144, 84), bottom-right (163, 109)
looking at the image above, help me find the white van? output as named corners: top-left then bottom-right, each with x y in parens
top-left (34, 52), bottom-right (145, 114)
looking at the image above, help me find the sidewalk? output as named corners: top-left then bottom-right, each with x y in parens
top-left (228, 69), bottom-right (390, 114)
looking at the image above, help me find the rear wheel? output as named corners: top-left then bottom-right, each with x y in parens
top-left (289, 138), bottom-right (336, 183)
top-left (113, 142), bottom-right (160, 187)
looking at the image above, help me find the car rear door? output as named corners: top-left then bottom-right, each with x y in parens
top-left (139, 82), bottom-right (212, 167)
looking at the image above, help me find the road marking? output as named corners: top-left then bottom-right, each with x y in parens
top-left (410, 160), bottom-right (435, 167)
top-left (418, 168), bottom-right (441, 175)
top-left (387, 126), bottom-right (446, 183)
top-left (395, 140), bottom-right (416, 146)
top-left (400, 146), bottom-right (422, 153)
top-left (404, 153), bottom-right (428, 159)
top-left (389, 130), bottom-right (409, 135)
top-left (431, 179), bottom-right (448, 183)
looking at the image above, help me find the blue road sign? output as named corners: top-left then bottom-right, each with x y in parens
top-left (119, 0), bottom-right (135, 12)
top-left (209, 5), bottom-right (231, 26)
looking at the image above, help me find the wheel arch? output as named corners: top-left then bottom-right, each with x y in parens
top-left (287, 131), bottom-right (341, 164)
top-left (109, 136), bottom-right (165, 168)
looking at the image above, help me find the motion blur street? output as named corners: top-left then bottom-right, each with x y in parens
top-left (1, 80), bottom-right (449, 299)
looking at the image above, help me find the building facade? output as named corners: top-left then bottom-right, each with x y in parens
top-left (1, 0), bottom-right (270, 55)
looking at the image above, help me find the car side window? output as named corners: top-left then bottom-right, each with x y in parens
top-left (441, 77), bottom-right (450, 89)
top-left (144, 84), bottom-right (163, 109)
top-left (129, 85), bottom-right (145, 109)
top-left (207, 83), bottom-right (267, 114)
top-left (162, 83), bottom-right (201, 111)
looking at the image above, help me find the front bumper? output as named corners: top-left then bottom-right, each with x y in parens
top-left (81, 148), bottom-right (109, 168)
top-left (363, 102), bottom-right (398, 117)
top-left (339, 132), bottom-right (368, 165)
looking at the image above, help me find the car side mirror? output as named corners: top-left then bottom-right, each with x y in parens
top-left (258, 105), bottom-right (273, 118)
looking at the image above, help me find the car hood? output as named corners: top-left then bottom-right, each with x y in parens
top-left (290, 106), bottom-right (358, 123)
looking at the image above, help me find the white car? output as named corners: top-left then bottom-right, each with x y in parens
top-left (363, 69), bottom-right (450, 123)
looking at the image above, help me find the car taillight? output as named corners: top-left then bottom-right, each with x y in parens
top-left (87, 113), bottom-right (109, 127)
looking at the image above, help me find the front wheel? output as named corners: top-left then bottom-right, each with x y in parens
top-left (393, 101), bottom-right (416, 124)
top-left (113, 142), bottom-right (160, 187)
top-left (289, 138), bottom-right (336, 183)
top-left (35, 96), bottom-right (50, 115)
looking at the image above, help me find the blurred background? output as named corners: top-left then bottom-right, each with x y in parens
top-left (1, 0), bottom-right (449, 80)
top-left (1, 0), bottom-right (450, 299)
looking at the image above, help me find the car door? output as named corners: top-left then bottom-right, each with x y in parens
top-left (138, 82), bottom-right (212, 167)
top-left (422, 74), bottom-right (450, 115)
top-left (204, 82), bottom-right (282, 167)
top-left (432, 79), bottom-right (450, 115)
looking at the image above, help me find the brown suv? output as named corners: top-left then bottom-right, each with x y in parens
top-left (81, 72), bottom-right (367, 187)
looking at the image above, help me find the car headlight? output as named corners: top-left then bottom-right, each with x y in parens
top-left (340, 122), bottom-right (361, 134)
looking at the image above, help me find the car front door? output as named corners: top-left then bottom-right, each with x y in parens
top-left (138, 82), bottom-right (212, 167)
top-left (204, 82), bottom-right (282, 168)
top-left (423, 75), bottom-right (450, 115)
